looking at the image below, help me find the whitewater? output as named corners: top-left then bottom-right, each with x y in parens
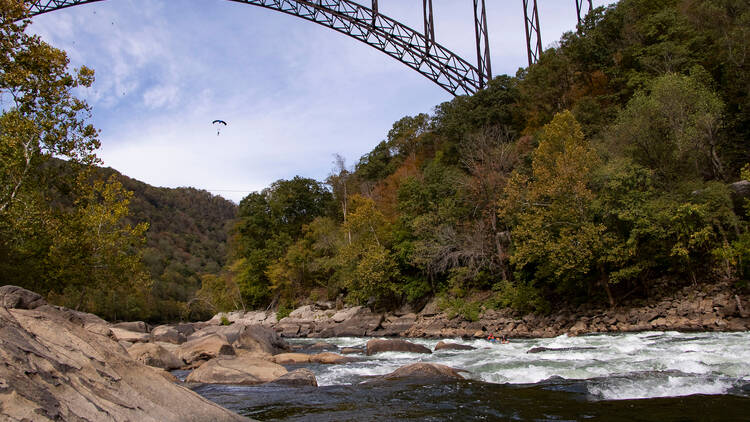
top-left (294, 331), bottom-right (750, 400)
top-left (189, 331), bottom-right (750, 421)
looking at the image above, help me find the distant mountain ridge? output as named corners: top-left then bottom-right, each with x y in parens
top-left (101, 166), bottom-right (238, 321)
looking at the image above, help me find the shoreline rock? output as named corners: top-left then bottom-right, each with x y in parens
top-left (0, 286), bottom-right (249, 422)
top-left (205, 280), bottom-right (749, 340)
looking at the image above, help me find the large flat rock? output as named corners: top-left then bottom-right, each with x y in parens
top-left (0, 287), bottom-right (249, 422)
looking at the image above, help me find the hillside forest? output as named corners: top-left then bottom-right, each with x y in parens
top-left (1, 0), bottom-right (749, 322)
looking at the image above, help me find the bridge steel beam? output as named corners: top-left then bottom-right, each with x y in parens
top-left (26, 0), bottom-right (489, 96)
top-left (473, 0), bottom-right (491, 88)
top-left (522, 0), bottom-right (542, 67)
top-left (423, 0), bottom-right (434, 54)
top-left (575, 0), bottom-right (593, 27)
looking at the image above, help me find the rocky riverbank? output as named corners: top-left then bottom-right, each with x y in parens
top-left (0, 285), bottom-right (249, 422)
top-left (215, 280), bottom-right (750, 339)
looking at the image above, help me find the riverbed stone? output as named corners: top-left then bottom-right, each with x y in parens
top-left (186, 355), bottom-right (287, 385)
top-left (366, 339), bottom-right (432, 355)
top-left (178, 333), bottom-right (236, 365)
top-left (127, 342), bottom-right (184, 370)
top-left (435, 341), bottom-right (476, 351)
top-left (0, 285), bottom-right (46, 309)
top-left (112, 321), bottom-right (149, 333)
top-left (0, 288), bottom-right (248, 422)
top-left (272, 353), bottom-right (312, 364)
top-left (310, 352), bottom-right (358, 364)
top-left (268, 368), bottom-right (318, 387)
top-left (234, 324), bottom-right (290, 355)
top-left (111, 326), bottom-right (151, 343)
top-left (151, 325), bottom-right (187, 344)
top-left (374, 363), bottom-right (467, 381)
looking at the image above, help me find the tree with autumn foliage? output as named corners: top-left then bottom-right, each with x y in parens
top-left (499, 111), bottom-right (616, 306)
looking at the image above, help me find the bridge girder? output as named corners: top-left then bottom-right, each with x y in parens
top-left (26, 0), bottom-right (490, 97)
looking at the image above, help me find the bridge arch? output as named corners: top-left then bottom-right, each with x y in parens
top-left (26, 0), bottom-right (491, 96)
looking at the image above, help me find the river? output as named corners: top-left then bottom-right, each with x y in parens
top-left (184, 331), bottom-right (750, 421)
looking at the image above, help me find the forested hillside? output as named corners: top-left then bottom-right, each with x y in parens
top-left (205, 0), bottom-right (750, 317)
top-left (109, 169), bottom-right (237, 320)
top-left (2, 0), bottom-right (749, 323)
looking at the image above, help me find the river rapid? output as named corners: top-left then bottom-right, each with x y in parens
top-left (188, 331), bottom-right (750, 421)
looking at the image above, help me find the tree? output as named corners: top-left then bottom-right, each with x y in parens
top-left (47, 175), bottom-right (150, 320)
top-left (608, 72), bottom-right (725, 183)
top-left (500, 111), bottom-right (614, 306)
top-left (334, 194), bottom-right (400, 306)
top-left (0, 0), bottom-right (99, 215)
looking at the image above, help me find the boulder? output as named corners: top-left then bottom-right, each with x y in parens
top-left (178, 333), bottom-right (236, 365)
top-left (127, 343), bottom-right (184, 370)
top-left (526, 346), bottom-right (596, 354)
top-left (374, 363), bottom-right (466, 381)
top-left (331, 306), bottom-right (363, 323)
top-left (234, 325), bottom-right (290, 355)
top-left (188, 324), bottom-right (243, 344)
top-left (151, 325), bottom-right (187, 344)
top-left (340, 347), bottom-right (365, 355)
top-left (303, 341), bottom-right (338, 352)
top-left (110, 327), bottom-right (151, 343)
top-left (309, 352), bottom-right (358, 364)
top-left (0, 288), bottom-right (248, 422)
top-left (267, 368), bottom-right (318, 387)
top-left (112, 321), bottom-right (149, 333)
top-left (366, 339), bottom-right (432, 355)
top-left (186, 355), bottom-right (287, 385)
top-left (0, 285), bottom-right (46, 309)
top-left (377, 313), bottom-right (417, 336)
top-left (271, 353), bottom-right (312, 364)
top-left (321, 307), bottom-right (383, 337)
top-left (434, 341), bottom-right (476, 351)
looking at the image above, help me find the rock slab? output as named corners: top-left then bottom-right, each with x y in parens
top-left (0, 286), bottom-right (249, 422)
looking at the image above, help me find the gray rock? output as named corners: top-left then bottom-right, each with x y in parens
top-left (234, 325), bottom-right (290, 355)
top-left (373, 363), bottom-right (467, 382)
top-left (366, 339), bottom-right (432, 355)
top-left (0, 299), bottom-right (248, 421)
top-left (186, 355), bottom-right (287, 385)
top-left (112, 321), bottom-right (149, 333)
top-left (434, 341), bottom-right (476, 351)
top-left (178, 333), bottom-right (236, 365)
top-left (268, 368), bottom-right (318, 387)
top-left (128, 342), bottom-right (184, 370)
top-left (0, 285), bottom-right (46, 309)
top-left (526, 346), bottom-right (596, 354)
top-left (151, 325), bottom-right (187, 344)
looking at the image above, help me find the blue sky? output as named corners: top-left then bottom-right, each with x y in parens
top-left (28, 0), bottom-right (616, 203)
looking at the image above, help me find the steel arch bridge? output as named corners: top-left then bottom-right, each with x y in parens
top-left (26, 0), bottom-right (492, 97)
top-left (25, 1), bottom-right (593, 97)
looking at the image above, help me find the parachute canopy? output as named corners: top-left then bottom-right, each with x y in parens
top-left (212, 120), bottom-right (227, 125)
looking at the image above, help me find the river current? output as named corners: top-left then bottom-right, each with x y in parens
top-left (186, 331), bottom-right (750, 421)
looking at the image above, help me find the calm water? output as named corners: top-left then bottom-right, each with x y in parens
top-left (186, 331), bottom-right (750, 421)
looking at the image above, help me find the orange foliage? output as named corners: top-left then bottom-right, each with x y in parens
top-left (371, 155), bottom-right (422, 220)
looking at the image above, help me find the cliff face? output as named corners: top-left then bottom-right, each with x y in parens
top-left (0, 286), bottom-right (249, 422)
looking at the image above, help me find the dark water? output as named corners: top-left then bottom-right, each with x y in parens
top-left (192, 378), bottom-right (750, 422)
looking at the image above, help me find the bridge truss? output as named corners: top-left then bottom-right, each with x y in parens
top-left (25, 0), bottom-right (491, 96)
top-left (26, 1), bottom-right (595, 94)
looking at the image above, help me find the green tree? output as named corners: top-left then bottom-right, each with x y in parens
top-left (608, 72), bottom-right (725, 183)
top-left (500, 111), bottom-right (614, 306)
top-left (334, 195), bottom-right (400, 306)
top-left (0, 0), bottom-right (98, 215)
top-left (47, 175), bottom-right (149, 319)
